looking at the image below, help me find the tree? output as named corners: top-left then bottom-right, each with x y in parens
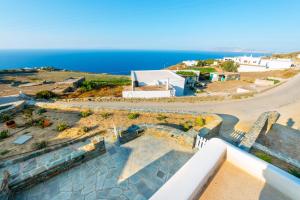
top-left (220, 61), bottom-right (239, 72)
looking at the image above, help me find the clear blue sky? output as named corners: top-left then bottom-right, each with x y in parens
top-left (0, 0), bottom-right (299, 52)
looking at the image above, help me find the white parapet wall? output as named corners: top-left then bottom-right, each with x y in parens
top-left (122, 90), bottom-right (173, 98)
top-left (150, 138), bottom-right (300, 200)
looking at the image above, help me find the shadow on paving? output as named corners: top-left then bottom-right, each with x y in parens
top-left (15, 141), bottom-right (193, 200)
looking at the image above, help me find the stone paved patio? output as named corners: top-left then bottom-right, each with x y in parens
top-left (15, 134), bottom-right (194, 200)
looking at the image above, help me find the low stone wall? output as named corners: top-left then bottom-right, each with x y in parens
top-left (239, 111), bottom-right (280, 151)
top-left (1, 136), bottom-right (106, 193)
top-left (0, 132), bottom-right (101, 168)
top-left (253, 143), bottom-right (300, 169)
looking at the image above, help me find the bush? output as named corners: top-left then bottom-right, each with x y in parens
top-left (289, 169), bottom-right (300, 178)
top-left (266, 78), bottom-right (280, 84)
top-left (82, 126), bottom-right (90, 133)
top-left (255, 152), bottom-right (272, 163)
top-left (181, 121), bottom-right (193, 132)
top-left (176, 71), bottom-right (197, 77)
top-left (36, 90), bottom-right (57, 99)
top-left (0, 150), bottom-right (9, 156)
top-left (56, 122), bottom-right (68, 132)
top-left (128, 113), bottom-right (140, 119)
top-left (33, 141), bottom-right (48, 150)
top-left (37, 108), bottom-right (47, 115)
top-left (0, 130), bottom-right (9, 140)
top-left (100, 112), bottom-right (113, 119)
top-left (80, 110), bottom-right (92, 118)
top-left (80, 78), bottom-right (131, 92)
top-left (190, 67), bottom-right (216, 73)
top-left (195, 117), bottom-right (205, 126)
top-left (220, 61), bottom-right (239, 72)
top-left (156, 114), bottom-right (168, 121)
top-left (0, 114), bottom-right (11, 122)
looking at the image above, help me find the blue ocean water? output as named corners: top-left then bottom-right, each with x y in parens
top-left (0, 50), bottom-right (268, 75)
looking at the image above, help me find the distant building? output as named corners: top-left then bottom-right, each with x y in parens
top-left (224, 55), bottom-right (261, 65)
top-left (209, 72), bottom-right (240, 82)
top-left (297, 54), bottom-right (300, 59)
top-left (122, 70), bottom-right (186, 98)
top-left (182, 60), bottom-right (198, 67)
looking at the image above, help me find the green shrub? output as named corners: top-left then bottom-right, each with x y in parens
top-left (195, 117), bottom-right (205, 126)
top-left (82, 126), bottom-right (90, 133)
top-left (181, 121), bottom-right (193, 132)
top-left (0, 150), bottom-right (9, 156)
top-left (288, 169), bottom-right (300, 178)
top-left (100, 112), bottom-right (113, 119)
top-left (37, 108), bottom-right (47, 115)
top-left (220, 61), bottom-right (239, 72)
top-left (176, 71), bottom-right (197, 77)
top-left (128, 113), bottom-right (140, 119)
top-left (0, 130), bottom-right (9, 140)
top-left (190, 67), bottom-right (216, 73)
top-left (0, 114), bottom-right (11, 122)
top-left (33, 141), bottom-right (48, 150)
top-left (266, 78), bottom-right (280, 84)
top-left (36, 90), bottom-right (57, 99)
top-left (80, 110), bottom-right (92, 118)
top-left (56, 122), bottom-right (68, 132)
top-left (80, 78), bottom-right (131, 92)
top-left (255, 152), bottom-right (272, 163)
top-left (156, 114), bottom-right (168, 121)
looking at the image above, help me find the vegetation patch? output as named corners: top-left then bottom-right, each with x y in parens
top-left (190, 67), bottom-right (216, 73)
top-left (37, 108), bottom-right (47, 115)
top-left (0, 150), bottom-right (9, 156)
top-left (156, 114), bottom-right (168, 121)
top-left (266, 78), bottom-right (280, 84)
top-left (288, 168), bottom-right (300, 178)
top-left (128, 113), bottom-right (140, 120)
top-left (80, 110), bottom-right (92, 118)
top-left (181, 121), bottom-right (193, 132)
top-left (0, 130), bottom-right (9, 140)
top-left (100, 112), bottom-right (113, 119)
top-left (0, 113), bottom-right (11, 123)
top-left (254, 151), bottom-right (272, 163)
top-left (195, 116), bottom-right (205, 126)
top-left (33, 141), bottom-right (48, 150)
top-left (36, 90), bottom-right (57, 99)
top-left (220, 61), bottom-right (239, 72)
top-left (56, 122), bottom-right (69, 132)
top-left (176, 71), bottom-right (197, 77)
top-left (80, 77), bottom-right (131, 92)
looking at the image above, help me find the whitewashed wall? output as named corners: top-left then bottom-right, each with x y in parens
top-left (238, 65), bottom-right (268, 72)
top-left (150, 138), bottom-right (300, 200)
top-left (122, 90), bottom-right (173, 98)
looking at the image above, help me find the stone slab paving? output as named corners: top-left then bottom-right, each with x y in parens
top-left (0, 139), bottom-right (92, 187)
top-left (15, 134), bottom-right (194, 200)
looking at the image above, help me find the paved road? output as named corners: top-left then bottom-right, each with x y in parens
top-left (53, 74), bottom-right (300, 132)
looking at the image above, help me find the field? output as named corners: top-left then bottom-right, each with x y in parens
top-left (0, 106), bottom-right (210, 159)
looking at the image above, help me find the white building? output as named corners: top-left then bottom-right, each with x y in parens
top-left (151, 138), bottom-right (300, 200)
top-left (182, 60), bottom-right (198, 67)
top-left (224, 55), bottom-right (261, 65)
top-left (297, 54), bottom-right (300, 59)
top-left (122, 70), bottom-right (186, 98)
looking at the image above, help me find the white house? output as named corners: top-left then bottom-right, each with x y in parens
top-left (261, 58), bottom-right (293, 70)
top-left (182, 60), bottom-right (198, 67)
top-left (151, 138), bottom-right (300, 200)
top-left (122, 70), bottom-right (186, 98)
top-left (224, 55), bottom-right (262, 65)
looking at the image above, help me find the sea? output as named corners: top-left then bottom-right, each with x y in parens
top-left (0, 50), bottom-right (268, 75)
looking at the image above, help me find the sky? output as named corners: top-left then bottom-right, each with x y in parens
top-left (0, 0), bottom-right (299, 52)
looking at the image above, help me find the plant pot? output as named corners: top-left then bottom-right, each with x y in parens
top-left (6, 120), bottom-right (16, 129)
top-left (43, 119), bottom-right (52, 127)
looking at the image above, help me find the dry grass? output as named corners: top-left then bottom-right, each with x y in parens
top-left (0, 107), bottom-right (213, 159)
top-left (65, 86), bottom-right (124, 98)
top-left (240, 69), bottom-right (300, 81)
